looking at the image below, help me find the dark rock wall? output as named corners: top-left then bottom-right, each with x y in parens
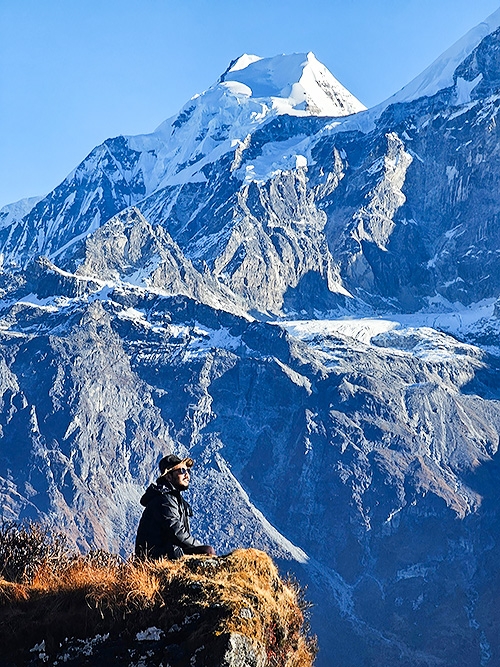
top-left (0, 292), bottom-right (499, 665)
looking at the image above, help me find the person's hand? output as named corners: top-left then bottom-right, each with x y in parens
top-left (199, 545), bottom-right (216, 556)
top-left (185, 544), bottom-right (216, 556)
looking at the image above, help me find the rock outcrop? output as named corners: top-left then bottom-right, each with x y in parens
top-left (0, 547), bottom-right (315, 667)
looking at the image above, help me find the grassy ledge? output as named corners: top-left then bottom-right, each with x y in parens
top-left (0, 524), bottom-right (316, 667)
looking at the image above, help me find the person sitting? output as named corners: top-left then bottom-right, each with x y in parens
top-left (135, 454), bottom-right (216, 560)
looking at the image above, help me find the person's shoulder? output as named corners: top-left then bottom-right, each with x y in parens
top-left (140, 483), bottom-right (168, 506)
top-left (157, 482), bottom-right (178, 502)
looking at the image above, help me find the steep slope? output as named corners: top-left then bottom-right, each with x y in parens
top-left (382, 5), bottom-right (500, 107)
top-left (0, 53), bottom-right (364, 271)
top-left (75, 207), bottom-right (249, 315)
top-left (310, 25), bottom-right (500, 310)
top-left (0, 286), bottom-right (499, 665)
top-left (5, 19), bottom-right (500, 315)
top-left (9, 23), bottom-right (500, 316)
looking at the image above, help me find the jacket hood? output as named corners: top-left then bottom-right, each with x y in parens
top-left (140, 482), bottom-right (177, 507)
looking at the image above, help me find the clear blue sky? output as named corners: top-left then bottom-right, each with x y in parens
top-left (1, 0), bottom-right (499, 209)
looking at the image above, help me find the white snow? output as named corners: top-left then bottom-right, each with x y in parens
top-left (455, 74), bottom-right (483, 104)
top-left (383, 8), bottom-right (500, 107)
top-left (50, 226), bottom-right (95, 261)
top-left (235, 135), bottom-right (310, 184)
top-left (116, 306), bottom-right (147, 322)
top-left (112, 312), bottom-right (247, 356)
top-left (221, 80), bottom-right (253, 97)
top-left (181, 325), bottom-right (248, 359)
top-left (0, 196), bottom-right (43, 229)
top-left (222, 52), bottom-right (366, 118)
top-left (16, 293), bottom-right (60, 312)
top-left (124, 52), bottom-right (366, 195)
top-left (228, 54), bottom-right (262, 72)
top-left (280, 318), bottom-right (399, 345)
top-left (277, 300), bottom-right (495, 359)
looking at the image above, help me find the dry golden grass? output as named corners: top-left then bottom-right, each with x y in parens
top-left (0, 548), bottom-right (316, 666)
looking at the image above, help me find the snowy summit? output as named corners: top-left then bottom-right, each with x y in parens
top-left (143, 52), bottom-right (365, 189)
top-left (220, 52), bottom-right (366, 117)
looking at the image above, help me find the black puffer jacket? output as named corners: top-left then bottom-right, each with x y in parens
top-left (135, 481), bottom-right (202, 560)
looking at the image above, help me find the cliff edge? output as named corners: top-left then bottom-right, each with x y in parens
top-left (0, 537), bottom-right (316, 667)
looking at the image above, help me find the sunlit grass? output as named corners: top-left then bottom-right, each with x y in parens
top-left (0, 523), bottom-right (316, 666)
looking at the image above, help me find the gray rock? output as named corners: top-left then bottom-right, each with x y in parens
top-left (220, 633), bottom-right (266, 667)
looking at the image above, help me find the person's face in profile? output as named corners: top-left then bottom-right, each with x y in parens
top-left (169, 466), bottom-right (191, 490)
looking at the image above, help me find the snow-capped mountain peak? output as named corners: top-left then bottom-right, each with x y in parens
top-left (146, 52), bottom-right (365, 190)
top-left (0, 52), bottom-right (367, 263)
top-left (3, 16), bottom-right (500, 667)
top-left (221, 51), bottom-right (366, 117)
top-left (154, 51), bottom-right (365, 140)
top-left (143, 53), bottom-right (365, 187)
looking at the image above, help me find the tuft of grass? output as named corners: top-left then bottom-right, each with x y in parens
top-left (0, 520), bottom-right (72, 584)
top-left (0, 524), bottom-right (316, 666)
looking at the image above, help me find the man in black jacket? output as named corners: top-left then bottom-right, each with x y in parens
top-left (135, 454), bottom-right (216, 560)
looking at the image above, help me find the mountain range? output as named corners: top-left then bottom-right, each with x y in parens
top-left (2, 9), bottom-right (500, 666)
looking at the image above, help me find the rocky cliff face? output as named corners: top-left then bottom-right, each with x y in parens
top-left (1, 20), bottom-right (500, 667)
top-left (1, 281), bottom-right (499, 665)
top-left (6, 33), bottom-right (500, 316)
